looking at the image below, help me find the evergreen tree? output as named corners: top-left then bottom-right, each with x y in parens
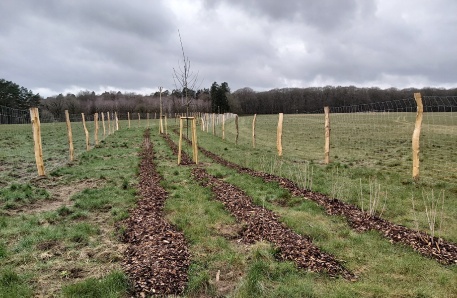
top-left (210, 81), bottom-right (230, 113)
top-left (0, 79), bottom-right (41, 109)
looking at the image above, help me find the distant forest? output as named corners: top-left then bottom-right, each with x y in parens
top-left (1, 78), bottom-right (457, 121)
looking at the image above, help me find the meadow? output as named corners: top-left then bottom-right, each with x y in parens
top-left (0, 113), bottom-right (456, 297)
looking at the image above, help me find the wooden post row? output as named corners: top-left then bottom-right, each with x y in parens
top-left (277, 113), bottom-right (283, 157)
top-left (30, 108), bottom-right (45, 176)
top-left (65, 110), bottom-right (74, 162)
top-left (412, 93), bottom-right (423, 179)
top-left (324, 106), bottom-right (330, 164)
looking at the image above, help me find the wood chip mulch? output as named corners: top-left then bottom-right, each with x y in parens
top-left (197, 146), bottom-right (457, 265)
top-left (122, 130), bottom-right (190, 296)
top-left (163, 132), bottom-right (354, 279)
top-left (191, 167), bottom-right (356, 280)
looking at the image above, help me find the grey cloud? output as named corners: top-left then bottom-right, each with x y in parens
top-left (1, 0), bottom-right (456, 97)
top-left (204, 0), bottom-right (375, 31)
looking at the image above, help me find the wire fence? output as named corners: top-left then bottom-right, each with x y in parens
top-left (0, 109), bottom-right (171, 186)
top-left (1, 95), bottom-right (455, 186)
top-left (215, 95), bottom-right (456, 184)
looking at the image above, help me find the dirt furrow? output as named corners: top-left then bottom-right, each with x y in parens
top-left (123, 130), bottom-right (190, 296)
top-left (197, 145), bottom-right (457, 265)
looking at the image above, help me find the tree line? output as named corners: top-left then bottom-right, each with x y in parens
top-left (230, 86), bottom-right (457, 114)
top-left (1, 78), bottom-right (456, 122)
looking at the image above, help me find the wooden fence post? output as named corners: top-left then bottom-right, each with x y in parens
top-left (159, 88), bottom-right (164, 131)
top-left (94, 113), bottom-right (99, 146)
top-left (138, 113), bottom-right (141, 128)
top-left (324, 106), bottom-right (330, 164)
top-left (81, 113), bottom-right (90, 151)
top-left (212, 113), bottom-right (215, 135)
top-left (111, 112), bottom-right (115, 134)
top-left (277, 113), bottom-right (283, 156)
top-left (115, 112), bottom-right (119, 131)
top-left (235, 115), bottom-right (239, 145)
top-left (178, 117), bottom-right (184, 165)
top-left (192, 118), bottom-right (198, 164)
top-left (30, 107), bottom-right (45, 176)
top-left (107, 112), bottom-right (111, 135)
top-left (147, 113), bottom-right (150, 128)
top-left (128, 112), bottom-right (131, 129)
top-left (222, 114), bottom-right (225, 140)
top-left (412, 93), bottom-right (423, 179)
top-left (252, 114), bottom-right (257, 148)
top-left (101, 112), bottom-right (106, 136)
top-left (65, 110), bottom-right (74, 162)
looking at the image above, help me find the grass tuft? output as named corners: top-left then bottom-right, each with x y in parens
top-left (61, 271), bottom-right (130, 298)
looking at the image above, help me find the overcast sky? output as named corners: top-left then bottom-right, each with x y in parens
top-left (1, 0), bottom-right (456, 98)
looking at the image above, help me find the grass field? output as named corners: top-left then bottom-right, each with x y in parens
top-left (0, 112), bottom-right (456, 297)
top-left (218, 113), bottom-right (457, 242)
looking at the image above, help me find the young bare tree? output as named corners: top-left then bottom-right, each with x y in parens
top-left (172, 30), bottom-right (200, 118)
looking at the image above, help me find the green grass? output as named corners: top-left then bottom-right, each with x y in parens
top-left (0, 124), bottom-right (142, 296)
top-left (0, 183), bottom-right (51, 209)
top-left (61, 271), bottom-right (129, 298)
top-left (205, 113), bottom-right (457, 243)
top-left (0, 113), bottom-right (456, 297)
top-left (0, 118), bottom-right (154, 186)
top-left (0, 267), bottom-right (33, 298)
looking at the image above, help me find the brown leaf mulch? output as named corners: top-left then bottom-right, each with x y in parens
top-left (197, 146), bottom-right (457, 266)
top-left (122, 130), bottom-right (190, 296)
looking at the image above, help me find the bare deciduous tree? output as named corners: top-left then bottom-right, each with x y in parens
top-left (172, 30), bottom-right (200, 118)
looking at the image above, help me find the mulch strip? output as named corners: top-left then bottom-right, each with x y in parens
top-left (122, 130), bottom-right (190, 296)
top-left (197, 146), bottom-right (457, 265)
top-left (191, 167), bottom-right (356, 280)
top-left (163, 132), bottom-right (354, 279)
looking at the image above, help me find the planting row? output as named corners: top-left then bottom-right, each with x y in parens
top-left (122, 130), bottom-right (189, 296)
top-left (195, 143), bottom-right (457, 265)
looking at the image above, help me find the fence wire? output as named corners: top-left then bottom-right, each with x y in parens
top-left (217, 96), bottom-right (456, 183)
